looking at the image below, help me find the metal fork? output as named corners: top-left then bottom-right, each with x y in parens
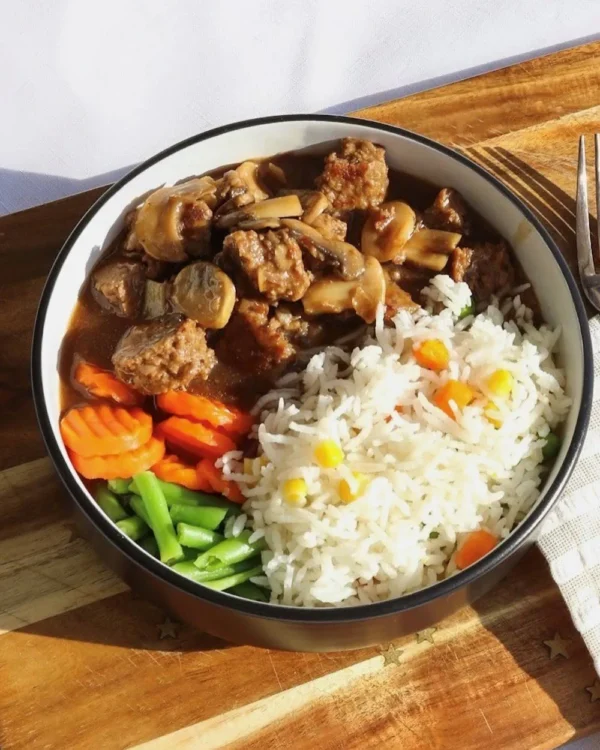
top-left (576, 134), bottom-right (600, 309)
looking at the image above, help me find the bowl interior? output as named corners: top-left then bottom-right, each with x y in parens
top-left (35, 116), bottom-right (588, 611)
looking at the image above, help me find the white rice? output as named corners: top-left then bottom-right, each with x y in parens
top-left (225, 275), bottom-right (571, 607)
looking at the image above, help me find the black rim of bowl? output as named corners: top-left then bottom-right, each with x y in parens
top-left (31, 114), bottom-right (593, 624)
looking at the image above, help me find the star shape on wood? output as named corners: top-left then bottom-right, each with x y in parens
top-left (158, 617), bottom-right (179, 640)
top-left (416, 627), bottom-right (437, 645)
top-left (64, 520), bottom-right (83, 543)
top-left (586, 680), bottom-right (600, 703)
top-left (543, 633), bottom-right (570, 660)
top-left (380, 643), bottom-right (403, 667)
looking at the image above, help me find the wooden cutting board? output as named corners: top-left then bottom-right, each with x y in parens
top-left (1, 41), bottom-right (600, 750)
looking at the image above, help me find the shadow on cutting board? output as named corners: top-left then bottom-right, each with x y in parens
top-left (471, 548), bottom-right (598, 743)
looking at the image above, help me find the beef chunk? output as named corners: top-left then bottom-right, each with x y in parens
top-left (272, 305), bottom-right (324, 348)
top-left (310, 212), bottom-right (347, 241)
top-left (180, 200), bottom-right (213, 258)
top-left (385, 263), bottom-right (433, 301)
top-left (91, 261), bottom-right (145, 318)
top-left (450, 247), bottom-right (473, 285)
top-left (217, 300), bottom-right (295, 373)
top-left (424, 188), bottom-right (469, 233)
top-left (382, 269), bottom-right (419, 319)
top-left (316, 138), bottom-right (388, 211)
top-left (112, 315), bottom-right (215, 394)
top-left (451, 242), bottom-right (515, 301)
top-left (221, 229), bottom-right (311, 302)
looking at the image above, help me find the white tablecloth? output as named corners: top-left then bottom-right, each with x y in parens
top-left (0, 0), bottom-right (598, 215)
top-left (3, 3), bottom-right (600, 747)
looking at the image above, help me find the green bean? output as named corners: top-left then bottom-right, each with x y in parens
top-left (133, 472), bottom-right (184, 565)
top-left (202, 565), bottom-right (264, 591)
top-left (176, 523), bottom-right (224, 550)
top-left (94, 485), bottom-right (128, 523)
top-left (172, 558), bottom-right (259, 583)
top-left (139, 535), bottom-right (159, 558)
top-left (170, 504), bottom-right (227, 530)
top-left (130, 476), bottom-right (240, 515)
top-left (230, 581), bottom-right (269, 602)
top-left (130, 495), bottom-right (152, 527)
top-left (458, 301), bottom-right (475, 319)
top-left (116, 515), bottom-right (148, 541)
top-left (194, 530), bottom-right (267, 570)
top-left (542, 431), bottom-right (561, 460)
top-left (107, 478), bottom-right (132, 496)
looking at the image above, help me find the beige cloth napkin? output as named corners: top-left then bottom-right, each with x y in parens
top-left (538, 317), bottom-right (600, 676)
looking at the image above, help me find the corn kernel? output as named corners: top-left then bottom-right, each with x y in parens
top-left (484, 402), bottom-right (503, 428)
top-left (283, 478), bottom-right (308, 505)
top-left (486, 369), bottom-right (514, 398)
top-left (314, 440), bottom-right (344, 468)
top-left (338, 472), bottom-right (369, 503)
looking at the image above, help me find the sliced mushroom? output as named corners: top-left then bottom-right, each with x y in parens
top-left (302, 257), bottom-right (385, 323)
top-left (302, 192), bottom-right (330, 224)
top-left (133, 177), bottom-right (217, 262)
top-left (215, 195), bottom-right (303, 229)
top-left (361, 201), bottom-right (417, 263)
top-left (143, 280), bottom-right (170, 319)
top-left (236, 218), bottom-right (282, 231)
top-left (303, 278), bottom-right (356, 316)
top-left (402, 247), bottom-right (449, 272)
top-left (266, 162), bottom-right (287, 185)
top-left (282, 218), bottom-right (364, 280)
top-left (236, 161), bottom-right (269, 200)
top-left (280, 189), bottom-right (332, 225)
top-left (171, 262), bottom-right (236, 329)
top-left (403, 228), bottom-right (462, 254)
top-left (400, 229), bottom-right (460, 271)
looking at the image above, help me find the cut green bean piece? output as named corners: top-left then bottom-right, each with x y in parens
top-left (116, 515), bottom-right (148, 541)
top-left (94, 485), bottom-right (128, 523)
top-left (139, 535), bottom-right (159, 558)
top-left (194, 530), bottom-right (267, 570)
top-left (542, 431), bottom-right (561, 460)
top-left (170, 504), bottom-right (228, 530)
top-left (107, 478), bottom-right (132, 495)
top-left (130, 495), bottom-right (152, 528)
top-left (133, 472), bottom-right (184, 565)
top-left (176, 523), bottom-right (224, 550)
top-left (130, 476), bottom-right (240, 515)
top-left (230, 581), bottom-right (269, 602)
top-left (202, 565), bottom-right (264, 591)
top-left (172, 558), bottom-right (259, 583)
top-left (458, 301), bottom-right (475, 319)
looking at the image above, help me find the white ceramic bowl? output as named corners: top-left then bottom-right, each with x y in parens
top-left (32, 115), bottom-right (592, 651)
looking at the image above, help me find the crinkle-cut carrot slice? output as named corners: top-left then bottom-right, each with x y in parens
top-left (455, 529), bottom-right (498, 570)
top-left (152, 453), bottom-right (212, 491)
top-left (60, 404), bottom-right (153, 457)
top-left (157, 416), bottom-right (236, 459)
top-left (68, 435), bottom-right (165, 480)
top-left (74, 361), bottom-right (142, 406)
top-left (197, 458), bottom-right (245, 504)
top-left (156, 391), bottom-right (253, 435)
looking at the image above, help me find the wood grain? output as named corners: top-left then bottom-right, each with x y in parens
top-left (1, 40), bottom-right (600, 750)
